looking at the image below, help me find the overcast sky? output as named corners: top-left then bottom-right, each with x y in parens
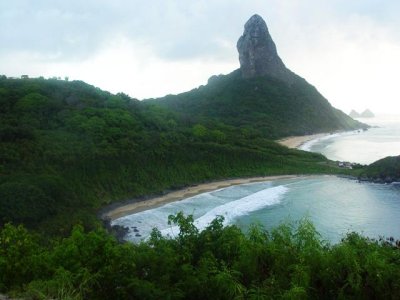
top-left (1, 0), bottom-right (400, 114)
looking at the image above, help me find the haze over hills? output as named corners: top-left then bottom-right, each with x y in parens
top-left (148, 15), bottom-right (366, 138)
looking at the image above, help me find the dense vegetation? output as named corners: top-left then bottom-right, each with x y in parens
top-left (0, 77), bottom-right (347, 234)
top-left (360, 155), bottom-right (400, 183)
top-left (1, 214), bottom-right (399, 299)
top-left (1, 76), bottom-right (386, 299)
top-left (148, 70), bottom-right (366, 139)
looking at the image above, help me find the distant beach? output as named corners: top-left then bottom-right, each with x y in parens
top-left (104, 175), bottom-right (299, 221)
top-left (277, 133), bottom-right (330, 149)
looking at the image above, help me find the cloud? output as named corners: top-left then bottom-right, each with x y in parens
top-left (0, 0), bottom-right (246, 62)
top-left (279, 10), bottom-right (400, 114)
top-left (0, 37), bottom-right (238, 99)
top-left (0, 0), bottom-right (399, 112)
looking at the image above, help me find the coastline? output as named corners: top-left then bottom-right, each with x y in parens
top-left (103, 175), bottom-right (300, 221)
top-left (103, 131), bottom-right (349, 223)
top-left (277, 133), bottom-right (331, 149)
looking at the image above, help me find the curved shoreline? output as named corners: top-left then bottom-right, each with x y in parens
top-left (102, 175), bottom-right (301, 221)
top-left (103, 131), bottom-right (359, 222)
top-left (277, 133), bottom-right (331, 149)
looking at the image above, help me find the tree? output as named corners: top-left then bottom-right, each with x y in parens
top-left (0, 182), bottom-right (55, 226)
top-left (192, 124), bottom-right (207, 138)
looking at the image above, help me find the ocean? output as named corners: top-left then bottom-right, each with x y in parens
top-left (113, 115), bottom-right (400, 243)
top-left (300, 115), bottom-right (400, 164)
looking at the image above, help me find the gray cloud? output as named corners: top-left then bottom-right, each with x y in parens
top-left (0, 0), bottom-right (275, 62)
top-left (0, 0), bottom-right (113, 60)
top-left (1, 0), bottom-right (400, 112)
top-left (1, 0), bottom-right (400, 62)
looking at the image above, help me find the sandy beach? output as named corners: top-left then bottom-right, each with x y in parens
top-left (104, 175), bottom-right (299, 221)
top-left (103, 132), bottom-right (331, 221)
top-left (277, 133), bottom-right (330, 149)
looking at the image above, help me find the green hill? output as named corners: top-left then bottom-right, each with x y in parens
top-left (0, 76), bottom-right (346, 234)
top-left (359, 155), bottom-right (400, 183)
top-left (147, 14), bottom-right (366, 139)
top-left (148, 70), bottom-right (365, 139)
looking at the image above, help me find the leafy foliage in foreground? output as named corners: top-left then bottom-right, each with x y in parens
top-left (1, 215), bottom-right (399, 299)
top-left (0, 77), bottom-right (346, 233)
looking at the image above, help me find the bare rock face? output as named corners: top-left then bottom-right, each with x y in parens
top-left (237, 14), bottom-right (296, 84)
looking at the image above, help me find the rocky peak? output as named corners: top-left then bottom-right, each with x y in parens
top-left (237, 14), bottom-right (296, 84)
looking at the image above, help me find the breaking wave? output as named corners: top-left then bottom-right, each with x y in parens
top-left (161, 185), bottom-right (288, 238)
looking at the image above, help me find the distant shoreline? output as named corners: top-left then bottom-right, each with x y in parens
top-left (102, 175), bottom-right (300, 221)
top-left (276, 133), bottom-right (331, 149)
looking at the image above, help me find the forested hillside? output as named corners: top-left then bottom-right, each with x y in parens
top-left (148, 70), bottom-right (366, 139)
top-left (0, 77), bottom-right (344, 234)
top-left (359, 155), bottom-right (400, 183)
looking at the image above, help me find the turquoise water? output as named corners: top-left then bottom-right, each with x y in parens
top-left (113, 116), bottom-right (400, 244)
top-left (237, 177), bottom-right (400, 244)
top-left (113, 176), bottom-right (400, 244)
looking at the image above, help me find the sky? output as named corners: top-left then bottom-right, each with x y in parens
top-left (1, 0), bottom-right (400, 114)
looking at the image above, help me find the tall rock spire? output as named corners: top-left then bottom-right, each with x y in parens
top-left (237, 14), bottom-right (296, 84)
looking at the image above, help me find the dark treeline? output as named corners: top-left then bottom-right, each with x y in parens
top-left (1, 214), bottom-right (399, 299)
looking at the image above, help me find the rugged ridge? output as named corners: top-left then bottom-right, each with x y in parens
top-left (237, 14), bottom-right (297, 84)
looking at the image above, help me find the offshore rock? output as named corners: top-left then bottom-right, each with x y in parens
top-left (360, 109), bottom-right (375, 118)
top-left (349, 109), bottom-right (361, 118)
top-left (237, 14), bottom-right (296, 84)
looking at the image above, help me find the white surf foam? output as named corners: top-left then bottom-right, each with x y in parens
top-left (299, 130), bottom-right (360, 151)
top-left (161, 185), bottom-right (288, 238)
